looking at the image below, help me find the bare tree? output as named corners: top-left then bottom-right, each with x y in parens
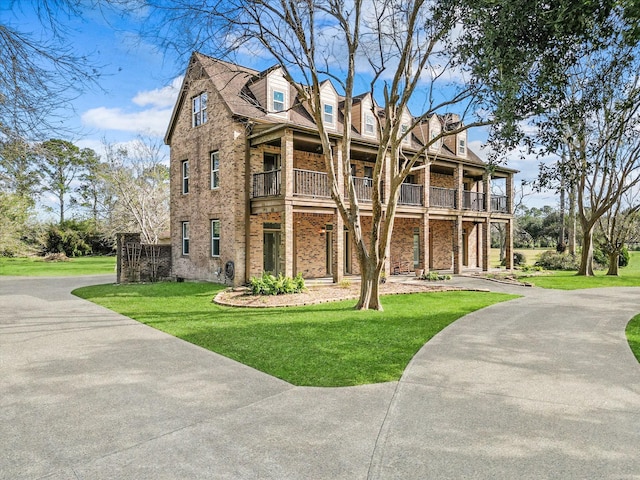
top-left (102, 136), bottom-right (170, 244)
top-left (0, 1), bottom-right (109, 141)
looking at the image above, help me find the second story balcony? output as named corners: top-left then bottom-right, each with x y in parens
top-left (252, 169), bottom-right (424, 206)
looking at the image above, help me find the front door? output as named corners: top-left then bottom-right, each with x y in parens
top-left (263, 230), bottom-right (281, 275)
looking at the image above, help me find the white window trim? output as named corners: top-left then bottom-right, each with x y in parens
top-left (182, 160), bottom-right (189, 194)
top-left (323, 102), bottom-right (335, 127)
top-left (401, 124), bottom-right (410, 145)
top-left (182, 221), bottom-right (190, 256)
top-left (271, 89), bottom-right (286, 113)
top-left (211, 219), bottom-right (220, 257)
top-left (364, 112), bottom-right (375, 136)
top-left (210, 151), bottom-right (219, 189)
top-left (192, 92), bottom-right (208, 127)
top-left (458, 137), bottom-right (466, 156)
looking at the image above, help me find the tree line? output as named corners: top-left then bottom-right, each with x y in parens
top-left (0, 136), bottom-right (169, 257)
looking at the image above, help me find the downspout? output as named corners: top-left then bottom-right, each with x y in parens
top-left (244, 121), bottom-right (254, 284)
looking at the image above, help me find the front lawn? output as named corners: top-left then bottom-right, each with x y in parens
top-left (73, 282), bottom-right (516, 387)
top-left (0, 256), bottom-right (116, 276)
top-left (518, 251), bottom-right (640, 290)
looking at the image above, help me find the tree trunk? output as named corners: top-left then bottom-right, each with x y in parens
top-left (355, 257), bottom-right (383, 311)
top-left (59, 196), bottom-right (65, 225)
top-left (558, 178), bottom-right (566, 248)
top-left (568, 184), bottom-right (576, 256)
top-left (607, 251), bottom-right (620, 276)
top-left (577, 225), bottom-right (595, 276)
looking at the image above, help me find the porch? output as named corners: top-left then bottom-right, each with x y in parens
top-left (252, 168), bottom-right (508, 212)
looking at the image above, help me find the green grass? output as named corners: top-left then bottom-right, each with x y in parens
top-left (0, 256), bottom-right (116, 276)
top-left (490, 247), bottom-right (549, 268)
top-left (626, 314), bottom-right (640, 363)
top-left (522, 251), bottom-right (640, 290)
top-left (73, 282), bottom-right (517, 387)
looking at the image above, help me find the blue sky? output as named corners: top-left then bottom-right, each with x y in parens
top-left (4, 2), bottom-right (557, 208)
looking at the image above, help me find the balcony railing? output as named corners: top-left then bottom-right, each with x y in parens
top-left (491, 195), bottom-right (509, 213)
top-left (430, 187), bottom-right (457, 209)
top-left (399, 183), bottom-right (423, 206)
top-left (463, 191), bottom-right (486, 211)
top-left (253, 169), bottom-right (509, 214)
top-left (348, 176), bottom-right (374, 202)
top-left (252, 169), bottom-right (281, 198)
top-left (294, 168), bottom-right (330, 198)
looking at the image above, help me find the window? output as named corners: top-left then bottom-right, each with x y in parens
top-left (401, 124), bottom-right (409, 144)
top-left (192, 92), bottom-right (208, 127)
top-left (210, 151), bottom-right (219, 189)
top-left (182, 221), bottom-right (190, 256)
top-left (365, 112), bottom-right (375, 135)
top-left (211, 220), bottom-right (220, 257)
top-left (323, 103), bottom-right (334, 125)
top-left (273, 90), bottom-right (285, 112)
top-left (181, 160), bottom-right (189, 194)
top-left (458, 137), bottom-right (466, 155)
top-left (413, 228), bottom-right (420, 268)
top-left (430, 130), bottom-right (440, 148)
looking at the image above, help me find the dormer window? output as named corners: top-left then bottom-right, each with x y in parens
top-left (430, 130), bottom-right (440, 149)
top-left (401, 124), bottom-right (409, 144)
top-left (272, 90), bottom-right (285, 112)
top-left (323, 103), bottom-right (334, 125)
top-left (458, 137), bottom-right (466, 155)
top-left (192, 92), bottom-right (207, 127)
top-left (364, 112), bottom-right (375, 135)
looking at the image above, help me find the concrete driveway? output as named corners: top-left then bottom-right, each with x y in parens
top-left (1, 275), bottom-right (639, 479)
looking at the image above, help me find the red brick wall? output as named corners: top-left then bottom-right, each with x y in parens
top-left (430, 220), bottom-right (454, 270)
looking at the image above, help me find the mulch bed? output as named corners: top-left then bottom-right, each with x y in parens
top-left (214, 280), bottom-right (477, 308)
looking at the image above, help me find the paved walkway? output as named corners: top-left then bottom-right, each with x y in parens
top-left (1, 275), bottom-right (639, 479)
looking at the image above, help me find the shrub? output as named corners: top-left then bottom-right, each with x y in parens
top-left (501, 251), bottom-right (526, 267)
top-left (534, 251), bottom-right (580, 270)
top-left (42, 220), bottom-right (114, 257)
top-left (249, 272), bottom-right (306, 295)
top-left (420, 271), bottom-right (451, 281)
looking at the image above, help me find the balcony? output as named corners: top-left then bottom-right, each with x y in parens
top-left (430, 187), bottom-right (457, 209)
top-left (398, 183), bottom-right (423, 206)
top-left (294, 168), bottom-right (330, 198)
top-left (252, 169), bottom-right (281, 198)
top-left (491, 195), bottom-right (509, 213)
top-left (463, 191), bottom-right (486, 212)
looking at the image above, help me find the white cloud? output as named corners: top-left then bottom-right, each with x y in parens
top-left (133, 76), bottom-right (183, 108)
top-left (82, 106), bottom-right (172, 136)
top-left (81, 77), bottom-right (182, 136)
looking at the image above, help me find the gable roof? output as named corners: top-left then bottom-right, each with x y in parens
top-left (164, 53), bottom-right (514, 173)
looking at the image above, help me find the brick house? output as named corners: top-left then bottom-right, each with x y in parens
top-left (164, 52), bottom-right (516, 286)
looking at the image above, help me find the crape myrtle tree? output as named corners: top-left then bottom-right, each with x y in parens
top-left (148, 0), bottom-right (621, 309)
